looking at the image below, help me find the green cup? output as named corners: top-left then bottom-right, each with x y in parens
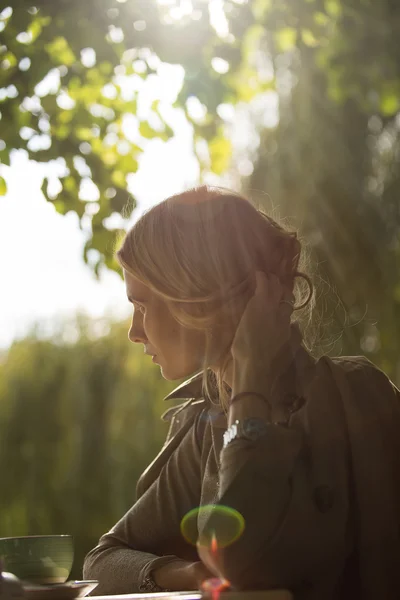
top-left (0, 535), bottom-right (74, 584)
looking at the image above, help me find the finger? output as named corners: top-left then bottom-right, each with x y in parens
top-left (262, 275), bottom-right (293, 323)
top-left (255, 271), bottom-right (283, 308)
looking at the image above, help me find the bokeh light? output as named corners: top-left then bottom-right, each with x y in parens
top-left (180, 504), bottom-right (245, 549)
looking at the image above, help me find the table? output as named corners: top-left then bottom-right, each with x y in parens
top-left (89, 591), bottom-right (293, 600)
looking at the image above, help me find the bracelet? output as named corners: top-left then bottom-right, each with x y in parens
top-left (138, 575), bottom-right (172, 593)
top-left (230, 391), bottom-right (269, 406)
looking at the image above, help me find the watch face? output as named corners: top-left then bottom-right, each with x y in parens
top-left (243, 417), bottom-right (268, 441)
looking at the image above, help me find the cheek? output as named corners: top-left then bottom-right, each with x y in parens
top-left (166, 321), bottom-right (191, 350)
top-left (147, 301), bottom-right (207, 360)
top-left (180, 328), bottom-right (208, 360)
top-left (144, 304), bottom-right (178, 343)
top-left (164, 318), bottom-right (205, 359)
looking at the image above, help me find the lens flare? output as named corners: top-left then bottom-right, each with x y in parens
top-left (211, 530), bottom-right (218, 555)
top-left (180, 504), bottom-right (245, 548)
top-left (201, 577), bottom-right (231, 600)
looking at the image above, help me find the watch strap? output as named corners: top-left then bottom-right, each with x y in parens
top-left (223, 417), bottom-right (270, 449)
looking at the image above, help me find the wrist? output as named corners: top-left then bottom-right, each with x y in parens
top-left (189, 561), bottom-right (214, 587)
top-left (152, 559), bottom-right (195, 591)
top-left (232, 379), bottom-right (272, 401)
top-left (153, 560), bottom-right (210, 591)
top-left (228, 392), bottom-right (271, 426)
top-left (232, 361), bottom-right (273, 397)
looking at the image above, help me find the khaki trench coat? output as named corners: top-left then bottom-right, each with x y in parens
top-left (84, 347), bottom-right (400, 600)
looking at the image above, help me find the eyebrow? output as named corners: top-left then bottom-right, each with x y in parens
top-left (127, 295), bottom-right (146, 304)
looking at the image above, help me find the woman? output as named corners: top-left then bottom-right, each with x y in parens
top-left (83, 186), bottom-right (400, 600)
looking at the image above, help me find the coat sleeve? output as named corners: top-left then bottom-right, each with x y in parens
top-left (83, 406), bottom-right (203, 594)
top-left (200, 360), bottom-right (352, 593)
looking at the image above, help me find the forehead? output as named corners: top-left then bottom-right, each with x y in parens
top-left (123, 270), bottom-right (151, 301)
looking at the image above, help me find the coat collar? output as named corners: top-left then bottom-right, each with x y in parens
top-left (163, 370), bottom-right (204, 401)
top-left (162, 328), bottom-right (316, 404)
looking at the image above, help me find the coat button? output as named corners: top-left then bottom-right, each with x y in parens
top-left (314, 485), bottom-right (334, 513)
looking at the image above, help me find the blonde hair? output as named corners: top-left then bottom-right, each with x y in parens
top-left (117, 185), bottom-right (313, 408)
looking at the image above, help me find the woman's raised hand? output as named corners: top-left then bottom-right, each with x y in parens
top-left (230, 271), bottom-right (296, 397)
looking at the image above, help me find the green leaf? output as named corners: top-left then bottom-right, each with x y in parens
top-left (99, 62), bottom-right (113, 75)
top-left (324, 0), bottom-right (341, 17)
top-left (242, 24), bottom-right (265, 61)
top-left (275, 27), bottom-right (297, 52)
top-left (139, 121), bottom-right (159, 139)
top-left (104, 248), bottom-right (124, 272)
top-left (252, 0), bottom-right (271, 20)
top-left (314, 12), bottom-right (330, 26)
top-left (102, 150), bottom-right (118, 166)
top-left (209, 134), bottom-right (232, 175)
top-left (41, 177), bottom-right (48, 200)
top-left (301, 29), bottom-right (319, 47)
top-left (118, 154), bottom-right (139, 174)
top-left (28, 16), bottom-right (52, 43)
top-left (226, 65), bottom-right (274, 102)
top-left (0, 148), bottom-right (10, 166)
top-left (45, 37), bottom-right (76, 66)
top-left (75, 127), bottom-right (94, 141)
top-left (54, 124), bottom-right (71, 140)
top-left (327, 80), bottom-right (346, 103)
top-left (111, 170), bottom-right (126, 187)
top-left (3, 52), bottom-right (17, 68)
top-left (380, 93), bottom-right (400, 117)
top-left (110, 188), bottom-right (130, 213)
top-left (63, 176), bottom-right (78, 193)
top-left (0, 176), bottom-right (7, 196)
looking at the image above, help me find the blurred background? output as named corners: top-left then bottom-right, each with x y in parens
top-left (1, 0), bottom-right (400, 578)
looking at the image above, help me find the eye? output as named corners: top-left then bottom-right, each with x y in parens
top-left (133, 302), bottom-right (146, 314)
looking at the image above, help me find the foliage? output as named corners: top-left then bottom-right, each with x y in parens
top-left (0, 318), bottom-right (180, 577)
top-left (2, 0), bottom-right (400, 582)
top-left (2, 0), bottom-right (400, 285)
top-left (243, 0), bottom-right (400, 377)
top-left (2, 0), bottom-right (400, 355)
top-left (0, 0), bottom-right (224, 272)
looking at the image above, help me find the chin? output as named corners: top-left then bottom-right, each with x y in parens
top-left (160, 360), bottom-right (202, 382)
top-left (160, 367), bottom-right (189, 381)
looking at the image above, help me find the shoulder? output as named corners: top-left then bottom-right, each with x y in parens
top-left (323, 353), bottom-right (391, 380)
top-left (318, 354), bottom-right (399, 399)
top-left (326, 354), bottom-right (379, 372)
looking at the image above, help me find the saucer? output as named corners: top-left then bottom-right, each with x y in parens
top-left (23, 580), bottom-right (98, 600)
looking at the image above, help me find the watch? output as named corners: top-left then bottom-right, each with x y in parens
top-left (223, 417), bottom-right (270, 449)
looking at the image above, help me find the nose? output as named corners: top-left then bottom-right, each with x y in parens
top-left (128, 313), bottom-right (146, 344)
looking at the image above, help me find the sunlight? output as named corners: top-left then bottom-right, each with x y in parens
top-left (155, 0), bottom-right (230, 38)
top-left (157, 0), bottom-right (194, 17)
top-left (209, 0), bottom-right (230, 37)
